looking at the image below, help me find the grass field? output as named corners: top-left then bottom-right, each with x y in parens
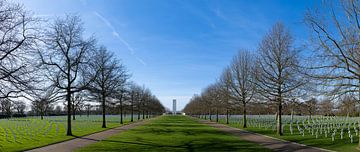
top-left (77, 115), bottom-right (271, 152)
top-left (0, 115), bottom-right (140, 152)
top-left (213, 116), bottom-right (360, 152)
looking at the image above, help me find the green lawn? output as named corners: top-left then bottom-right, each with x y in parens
top-left (78, 115), bottom-right (271, 152)
top-left (0, 115), bottom-right (140, 152)
top-left (215, 118), bottom-right (360, 152)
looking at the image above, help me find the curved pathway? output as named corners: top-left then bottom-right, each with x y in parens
top-left (198, 119), bottom-right (334, 152)
top-left (26, 119), bottom-right (150, 152)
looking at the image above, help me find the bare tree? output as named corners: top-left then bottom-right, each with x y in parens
top-left (227, 50), bottom-right (256, 128)
top-left (71, 92), bottom-right (86, 120)
top-left (13, 100), bottom-right (26, 115)
top-left (128, 82), bottom-right (142, 122)
top-left (88, 46), bottom-right (128, 128)
top-left (305, 0), bottom-right (360, 99)
top-left (183, 94), bottom-right (202, 116)
top-left (0, 1), bottom-right (38, 100)
top-left (218, 68), bottom-right (233, 124)
top-left (255, 23), bottom-right (304, 135)
top-left (202, 83), bottom-right (221, 122)
top-left (146, 95), bottom-right (164, 116)
top-left (30, 86), bottom-right (61, 120)
top-left (141, 88), bottom-right (152, 119)
top-left (115, 86), bottom-right (127, 124)
top-left (54, 105), bottom-right (63, 115)
top-left (305, 1), bottom-right (360, 145)
top-left (318, 98), bottom-right (334, 116)
top-left (0, 99), bottom-right (12, 116)
top-left (84, 104), bottom-right (92, 117)
top-left (338, 95), bottom-right (357, 116)
top-left (201, 88), bottom-right (214, 121)
top-left (137, 87), bottom-right (144, 120)
top-left (39, 15), bottom-right (96, 135)
top-left (304, 98), bottom-right (318, 119)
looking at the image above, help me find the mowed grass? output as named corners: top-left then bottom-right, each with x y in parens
top-left (0, 115), bottom-right (138, 152)
top-left (216, 118), bottom-right (360, 152)
top-left (78, 115), bottom-right (271, 152)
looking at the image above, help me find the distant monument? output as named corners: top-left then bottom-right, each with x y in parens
top-left (173, 99), bottom-right (176, 115)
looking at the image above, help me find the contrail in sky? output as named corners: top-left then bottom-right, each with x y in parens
top-left (93, 11), bottom-right (147, 66)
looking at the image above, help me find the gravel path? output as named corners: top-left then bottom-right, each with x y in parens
top-left (199, 120), bottom-right (334, 152)
top-left (26, 120), bottom-right (149, 152)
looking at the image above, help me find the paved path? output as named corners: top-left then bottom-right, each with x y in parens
top-left (198, 119), bottom-right (333, 152)
top-left (26, 120), bottom-right (149, 152)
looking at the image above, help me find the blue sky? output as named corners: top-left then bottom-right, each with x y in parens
top-left (14, 0), bottom-right (316, 110)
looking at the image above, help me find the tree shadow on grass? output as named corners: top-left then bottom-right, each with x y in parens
top-left (79, 116), bottom-right (272, 152)
top-left (92, 138), bottom-right (271, 152)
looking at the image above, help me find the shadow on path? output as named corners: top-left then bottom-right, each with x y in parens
top-left (198, 119), bottom-right (333, 152)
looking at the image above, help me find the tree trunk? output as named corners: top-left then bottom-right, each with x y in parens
top-left (41, 112), bottom-right (44, 120)
top-left (72, 104), bottom-right (76, 120)
top-left (66, 89), bottom-right (72, 136)
top-left (226, 109), bottom-right (229, 124)
top-left (138, 109), bottom-right (140, 120)
top-left (142, 110), bottom-right (145, 119)
top-left (277, 100), bottom-right (283, 135)
top-left (102, 93), bottom-right (106, 128)
top-left (291, 110), bottom-right (294, 123)
top-left (209, 110), bottom-right (211, 121)
top-left (120, 99), bottom-right (123, 124)
top-left (216, 108), bottom-right (219, 122)
top-left (131, 101), bottom-right (134, 122)
top-left (243, 103), bottom-right (247, 128)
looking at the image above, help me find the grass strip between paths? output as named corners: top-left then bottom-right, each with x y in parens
top-left (77, 115), bottom-right (271, 152)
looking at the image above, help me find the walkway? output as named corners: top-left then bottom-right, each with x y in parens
top-left (199, 120), bottom-right (333, 152)
top-left (26, 120), bottom-right (149, 152)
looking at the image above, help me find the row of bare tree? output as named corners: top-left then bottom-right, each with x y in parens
top-left (184, 22), bottom-right (304, 136)
top-left (184, 1), bottom-right (360, 146)
top-left (0, 0), bottom-right (164, 136)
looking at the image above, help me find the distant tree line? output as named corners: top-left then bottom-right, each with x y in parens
top-left (0, 0), bottom-right (165, 136)
top-left (184, 0), bottom-right (360, 140)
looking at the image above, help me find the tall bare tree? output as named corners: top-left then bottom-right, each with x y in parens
top-left (255, 23), bottom-right (304, 135)
top-left (128, 82), bottom-right (142, 122)
top-left (227, 50), bottom-right (256, 128)
top-left (218, 68), bottom-right (233, 124)
top-left (115, 86), bottom-right (127, 124)
top-left (88, 46), bottom-right (128, 128)
top-left (39, 15), bottom-right (96, 135)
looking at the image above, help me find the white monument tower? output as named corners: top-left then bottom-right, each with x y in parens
top-left (172, 99), bottom-right (176, 115)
